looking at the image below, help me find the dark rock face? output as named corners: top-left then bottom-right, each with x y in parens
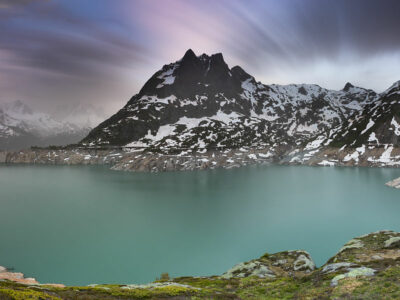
top-left (329, 81), bottom-right (400, 148)
top-left (343, 82), bottom-right (354, 92)
top-left (81, 49), bottom-right (395, 159)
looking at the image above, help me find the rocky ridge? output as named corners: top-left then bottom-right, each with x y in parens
top-left (1, 231), bottom-right (400, 299)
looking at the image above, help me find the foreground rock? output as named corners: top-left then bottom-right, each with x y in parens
top-left (1, 231), bottom-right (400, 299)
top-left (221, 250), bottom-right (315, 279)
top-left (0, 266), bottom-right (38, 285)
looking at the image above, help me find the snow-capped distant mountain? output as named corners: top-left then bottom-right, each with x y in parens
top-left (81, 49), bottom-right (377, 156)
top-left (0, 100), bottom-right (90, 150)
top-left (52, 102), bottom-right (107, 129)
top-left (0, 100), bottom-right (79, 137)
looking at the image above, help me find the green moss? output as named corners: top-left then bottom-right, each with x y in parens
top-left (0, 288), bottom-right (61, 300)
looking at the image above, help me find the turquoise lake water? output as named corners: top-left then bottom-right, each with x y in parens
top-left (0, 164), bottom-right (399, 285)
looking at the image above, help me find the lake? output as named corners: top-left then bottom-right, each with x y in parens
top-left (0, 164), bottom-right (399, 285)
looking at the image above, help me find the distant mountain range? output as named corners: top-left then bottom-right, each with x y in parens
top-left (0, 100), bottom-right (104, 150)
top-left (81, 49), bottom-right (399, 166)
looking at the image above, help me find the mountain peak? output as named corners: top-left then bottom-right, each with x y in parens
top-left (343, 82), bottom-right (354, 92)
top-left (210, 52), bottom-right (224, 63)
top-left (181, 49), bottom-right (198, 62)
top-left (381, 80), bottom-right (400, 97)
top-left (231, 65), bottom-right (252, 81)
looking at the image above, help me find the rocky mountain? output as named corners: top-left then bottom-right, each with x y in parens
top-left (289, 80), bottom-right (400, 167)
top-left (330, 81), bottom-right (400, 148)
top-left (81, 49), bottom-right (377, 157)
top-left (0, 100), bottom-right (90, 150)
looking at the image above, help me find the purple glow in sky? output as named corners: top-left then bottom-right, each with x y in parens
top-left (0, 0), bottom-right (399, 115)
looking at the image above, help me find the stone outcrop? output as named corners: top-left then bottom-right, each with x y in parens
top-left (318, 230), bottom-right (400, 287)
top-left (0, 266), bottom-right (38, 285)
top-left (222, 250), bottom-right (315, 279)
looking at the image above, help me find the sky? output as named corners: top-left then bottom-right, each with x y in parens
top-left (0, 0), bottom-right (400, 117)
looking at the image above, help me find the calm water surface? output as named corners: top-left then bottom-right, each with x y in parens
top-left (0, 164), bottom-right (399, 285)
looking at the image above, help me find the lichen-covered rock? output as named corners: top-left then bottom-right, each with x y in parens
top-left (338, 239), bottom-right (364, 253)
top-left (315, 230), bottom-right (400, 289)
top-left (121, 282), bottom-right (200, 290)
top-left (322, 262), bottom-right (355, 274)
top-left (293, 253), bottom-right (316, 271)
top-left (222, 250), bottom-right (315, 279)
top-left (328, 230), bottom-right (400, 265)
top-left (330, 267), bottom-right (376, 286)
top-left (384, 236), bottom-right (400, 248)
top-left (221, 261), bottom-right (275, 279)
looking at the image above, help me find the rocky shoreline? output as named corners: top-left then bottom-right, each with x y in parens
top-left (1, 230), bottom-right (400, 299)
top-left (0, 148), bottom-right (277, 172)
top-left (1, 145), bottom-right (400, 173)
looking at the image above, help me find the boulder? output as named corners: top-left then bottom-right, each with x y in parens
top-left (386, 177), bottom-right (400, 189)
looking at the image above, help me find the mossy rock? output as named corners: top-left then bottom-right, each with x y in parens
top-left (221, 249), bottom-right (316, 279)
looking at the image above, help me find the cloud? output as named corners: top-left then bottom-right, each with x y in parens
top-left (124, 0), bottom-right (400, 76)
top-left (0, 2), bottom-right (148, 79)
top-left (0, 0), bottom-right (400, 116)
top-left (0, 0), bottom-right (48, 9)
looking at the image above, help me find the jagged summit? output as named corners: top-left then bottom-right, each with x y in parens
top-left (230, 65), bottom-right (252, 81)
top-left (138, 49), bottom-right (244, 99)
top-left (343, 82), bottom-right (354, 92)
top-left (383, 80), bottom-right (400, 96)
top-left (182, 48), bottom-right (197, 61)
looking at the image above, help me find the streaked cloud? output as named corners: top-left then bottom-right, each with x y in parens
top-left (0, 0), bottom-right (399, 115)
